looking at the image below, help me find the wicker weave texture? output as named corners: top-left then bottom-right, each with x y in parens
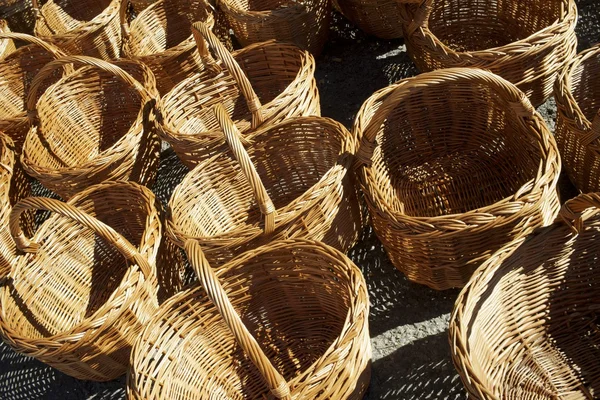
top-left (450, 192), bottom-right (600, 399)
top-left (0, 19), bottom-right (16, 58)
top-left (127, 239), bottom-right (371, 400)
top-left (354, 68), bottom-right (561, 290)
top-left (0, 0), bottom-right (36, 34)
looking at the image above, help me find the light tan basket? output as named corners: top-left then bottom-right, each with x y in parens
top-left (401, 0), bottom-right (578, 107)
top-left (32, 0), bottom-right (122, 60)
top-left (127, 238), bottom-right (371, 400)
top-left (555, 43), bottom-right (600, 193)
top-left (159, 20), bottom-right (320, 168)
top-left (21, 55), bottom-right (161, 199)
top-left (0, 181), bottom-right (162, 381)
top-left (354, 68), bottom-right (561, 290)
top-left (450, 192), bottom-right (600, 399)
top-left (0, 19), bottom-right (16, 59)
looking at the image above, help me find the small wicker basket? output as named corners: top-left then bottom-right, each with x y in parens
top-left (450, 192), bottom-right (600, 399)
top-left (127, 238), bottom-right (371, 400)
top-left (0, 20), bottom-right (16, 59)
top-left (354, 68), bottom-right (561, 290)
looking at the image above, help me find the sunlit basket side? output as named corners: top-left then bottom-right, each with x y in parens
top-left (0, 19), bottom-right (16, 59)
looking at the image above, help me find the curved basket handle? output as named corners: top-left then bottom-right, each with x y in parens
top-left (213, 104), bottom-right (276, 234)
top-left (0, 32), bottom-right (70, 62)
top-left (192, 21), bottom-right (265, 129)
top-left (580, 109), bottom-right (600, 146)
top-left (31, 0), bottom-right (41, 19)
top-left (559, 193), bottom-right (600, 234)
top-left (402, 0), bottom-right (432, 37)
top-left (9, 196), bottom-right (155, 279)
top-left (119, 0), bottom-right (131, 40)
top-left (184, 239), bottom-right (291, 400)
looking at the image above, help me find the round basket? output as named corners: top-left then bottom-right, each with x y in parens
top-left (555, 44), bottom-right (600, 193)
top-left (401, 0), bottom-right (578, 107)
top-left (0, 20), bottom-right (16, 59)
top-left (354, 68), bottom-right (561, 290)
top-left (217, 0), bottom-right (331, 55)
top-left (0, 181), bottom-right (162, 381)
top-left (450, 192), bottom-right (600, 399)
top-left (21, 55), bottom-right (161, 200)
top-left (127, 238), bottom-right (371, 400)
top-left (159, 21), bottom-right (320, 168)
top-left (167, 104), bottom-right (363, 268)
top-left (31, 0), bottom-right (122, 60)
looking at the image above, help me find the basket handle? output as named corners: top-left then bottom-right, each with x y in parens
top-left (119, 0), bottom-right (131, 39)
top-left (192, 21), bottom-right (265, 130)
top-left (213, 104), bottom-right (276, 234)
top-left (579, 109), bottom-right (600, 146)
top-left (0, 32), bottom-right (70, 63)
top-left (184, 239), bottom-right (291, 400)
top-left (9, 196), bottom-right (155, 279)
top-left (402, 0), bottom-right (432, 37)
top-left (559, 193), bottom-right (600, 234)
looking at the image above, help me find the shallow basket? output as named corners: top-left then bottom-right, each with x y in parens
top-left (127, 238), bottom-right (371, 400)
top-left (0, 181), bottom-right (162, 381)
top-left (159, 21), bottom-right (320, 168)
top-left (354, 68), bottom-right (561, 290)
top-left (450, 192), bottom-right (600, 399)
top-left (401, 0), bottom-right (578, 107)
top-left (32, 0), bottom-right (122, 60)
top-left (21, 55), bottom-right (161, 199)
top-left (0, 20), bottom-right (16, 58)
top-left (555, 44), bottom-right (600, 193)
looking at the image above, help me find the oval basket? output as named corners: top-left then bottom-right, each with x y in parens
top-left (21, 55), bottom-right (161, 199)
top-left (0, 181), bottom-right (162, 381)
top-left (555, 43), bottom-right (600, 193)
top-left (401, 0), bottom-right (578, 107)
top-left (354, 68), bottom-right (561, 290)
top-left (0, 20), bottom-right (16, 59)
top-left (450, 192), bottom-right (600, 399)
top-left (159, 21), bottom-right (320, 168)
top-left (127, 238), bottom-right (371, 400)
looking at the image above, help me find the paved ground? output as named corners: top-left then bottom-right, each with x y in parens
top-left (0, 0), bottom-right (599, 398)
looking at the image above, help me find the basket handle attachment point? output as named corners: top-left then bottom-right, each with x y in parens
top-left (559, 193), bottom-right (600, 234)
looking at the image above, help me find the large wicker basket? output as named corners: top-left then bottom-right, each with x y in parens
top-left (127, 238), bottom-right (371, 400)
top-left (159, 20), bottom-right (320, 168)
top-left (354, 68), bottom-right (561, 290)
top-left (450, 192), bottom-right (600, 399)
top-left (401, 0), bottom-right (578, 107)
top-left (21, 55), bottom-right (161, 199)
top-left (31, 0), bottom-right (122, 60)
top-left (555, 43), bottom-right (600, 193)
top-left (0, 181), bottom-right (162, 381)
top-left (167, 104), bottom-right (363, 268)
top-left (0, 20), bottom-right (16, 59)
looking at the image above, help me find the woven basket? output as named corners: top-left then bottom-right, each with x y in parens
top-left (0, 33), bottom-right (69, 153)
top-left (354, 68), bottom-right (561, 290)
top-left (127, 238), bottom-right (371, 399)
top-left (32, 0), bottom-right (122, 60)
top-left (0, 20), bottom-right (16, 59)
top-left (0, 181), bottom-right (161, 381)
top-left (217, 0), bottom-right (331, 54)
top-left (0, 0), bottom-right (36, 35)
top-left (159, 20), bottom-right (320, 168)
top-left (555, 44), bottom-right (600, 193)
top-left (167, 104), bottom-right (363, 268)
top-left (129, 0), bottom-right (156, 13)
top-left (401, 0), bottom-right (578, 107)
top-left (450, 192), bottom-right (600, 399)
top-left (21, 55), bottom-right (161, 200)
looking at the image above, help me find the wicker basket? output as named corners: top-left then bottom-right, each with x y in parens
top-left (167, 104), bottom-right (363, 268)
top-left (0, 181), bottom-right (162, 381)
top-left (0, 0), bottom-right (36, 35)
top-left (129, 0), bottom-right (155, 13)
top-left (0, 20), bottom-right (16, 59)
top-left (401, 0), bottom-right (578, 107)
top-left (217, 0), bottom-right (331, 55)
top-left (159, 20), bottom-right (320, 168)
top-left (127, 238), bottom-right (371, 400)
top-left (354, 68), bottom-right (561, 290)
top-left (450, 192), bottom-right (600, 399)
top-left (21, 55), bottom-right (161, 199)
top-left (31, 0), bottom-right (122, 60)
top-left (555, 44), bottom-right (600, 193)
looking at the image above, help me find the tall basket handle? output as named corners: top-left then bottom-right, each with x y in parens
top-left (559, 193), bottom-right (600, 234)
top-left (119, 0), bottom-right (131, 39)
top-left (192, 21), bottom-right (265, 129)
top-left (184, 239), bottom-right (291, 400)
top-left (213, 104), bottom-right (276, 234)
top-left (9, 196), bottom-right (155, 279)
top-left (0, 32), bottom-right (71, 64)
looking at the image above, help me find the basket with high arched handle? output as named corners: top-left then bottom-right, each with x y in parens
top-left (0, 20), bottom-right (16, 59)
top-left (20, 55), bottom-right (161, 199)
top-left (0, 181), bottom-right (163, 381)
top-left (354, 68), bottom-right (561, 290)
top-left (400, 0), bottom-right (578, 107)
top-left (167, 103), bottom-right (363, 270)
top-left (450, 192), bottom-right (600, 399)
top-left (555, 43), bottom-right (600, 193)
top-left (127, 238), bottom-right (371, 399)
top-left (158, 20), bottom-right (320, 168)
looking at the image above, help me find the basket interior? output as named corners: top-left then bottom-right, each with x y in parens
top-left (428, 0), bottom-right (566, 52)
top-left (48, 0), bottom-right (113, 23)
top-left (369, 80), bottom-right (543, 218)
top-left (570, 52), bottom-right (600, 124)
top-left (227, 0), bottom-right (299, 12)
